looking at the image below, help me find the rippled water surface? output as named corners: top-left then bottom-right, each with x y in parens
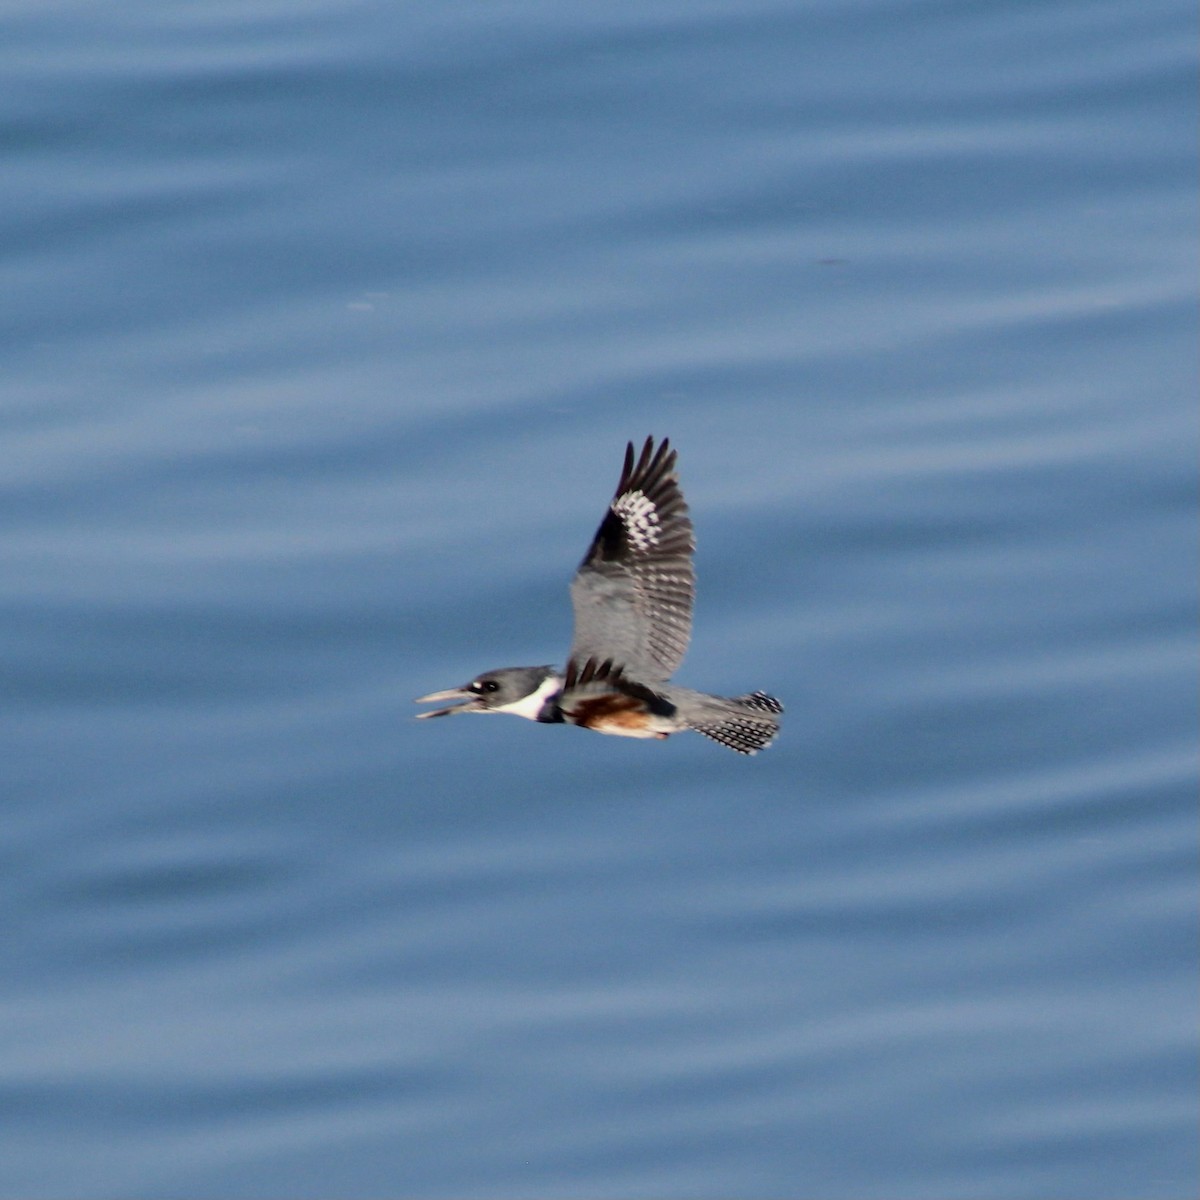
top-left (2, 1), bottom-right (1196, 1196)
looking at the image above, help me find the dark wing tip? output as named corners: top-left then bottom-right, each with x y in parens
top-left (616, 436), bottom-right (677, 500)
top-left (584, 436), bottom-right (692, 567)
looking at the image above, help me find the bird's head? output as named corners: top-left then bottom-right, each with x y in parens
top-left (414, 666), bottom-right (561, 721)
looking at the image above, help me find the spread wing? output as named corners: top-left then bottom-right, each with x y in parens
top-left (567, 437), bottom-right (695, 685)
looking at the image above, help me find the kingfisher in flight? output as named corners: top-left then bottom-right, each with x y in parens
top-left (415, 437), bottom-right (782, 754)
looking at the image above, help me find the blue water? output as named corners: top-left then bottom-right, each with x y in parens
top-left (2, 0), bottom-right (1195, 1196)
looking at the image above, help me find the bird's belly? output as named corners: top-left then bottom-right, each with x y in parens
top-left (588, 715), bottom-right (670, 740)
top-left (564, 694), bottom-right (673, 740)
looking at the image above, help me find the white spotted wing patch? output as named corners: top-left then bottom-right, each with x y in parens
top-left (612, 489), bottom-right (660, 551)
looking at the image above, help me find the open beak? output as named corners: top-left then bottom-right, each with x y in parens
top-left (414, 685), bottom-right (482, 719)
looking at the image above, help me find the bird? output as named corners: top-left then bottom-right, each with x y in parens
top-left (415, 437), bottom-right (782, 754)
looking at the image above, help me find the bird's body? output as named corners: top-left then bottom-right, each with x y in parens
top-left (416, 437), bottom-right (782, 754)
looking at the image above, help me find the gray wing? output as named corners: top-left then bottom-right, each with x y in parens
top-left (567, 437), bottom-right (695, 684)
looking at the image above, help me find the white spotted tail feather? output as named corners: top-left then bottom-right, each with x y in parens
top-left (688, 691), bottom-right (784, 755)
top-left (568, 438), bottom-right (695, 686)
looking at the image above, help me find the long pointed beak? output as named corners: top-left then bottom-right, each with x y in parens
top-left (414, 685), bottom-right (482, 719)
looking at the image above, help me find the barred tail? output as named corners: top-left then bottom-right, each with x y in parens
top-left (690, 691), bottom-right (783, 755)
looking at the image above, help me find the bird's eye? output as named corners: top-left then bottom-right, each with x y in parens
top-left (480, 680), bottom-right (500, 693)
